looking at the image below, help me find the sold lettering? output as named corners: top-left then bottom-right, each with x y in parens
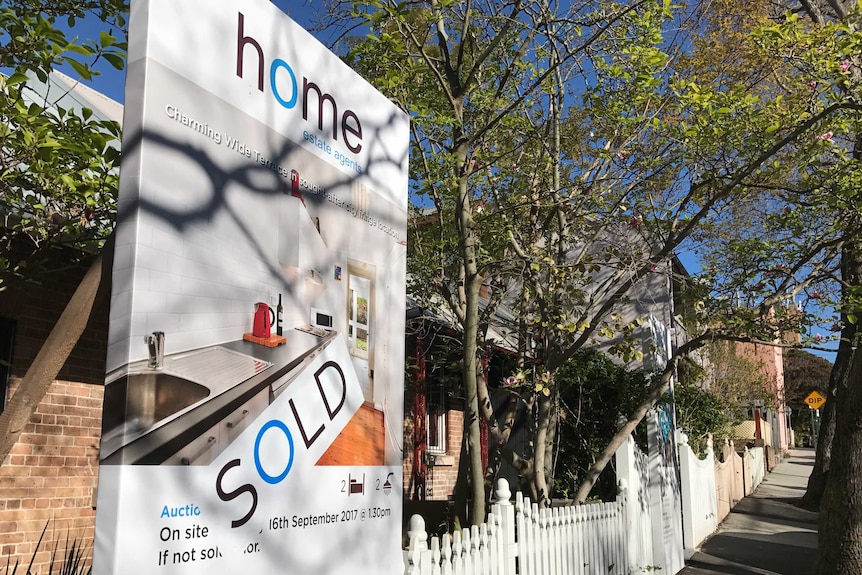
top-left (215, 360), bottom-right (348, 528)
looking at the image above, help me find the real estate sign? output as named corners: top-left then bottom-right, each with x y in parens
top-left (93, 1), bottom-right (408, 574)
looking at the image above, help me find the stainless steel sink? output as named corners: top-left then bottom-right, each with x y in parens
top-left (100, 346), bottom-right (273, 458)
top-left (102, 372), bottom-right (210, 436)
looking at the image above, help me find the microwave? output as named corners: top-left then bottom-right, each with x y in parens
top-left (310, 307), bottom-right (334, 331)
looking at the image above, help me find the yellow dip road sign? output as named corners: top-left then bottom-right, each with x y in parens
top-left (805, 391), bottom-right (826, 409)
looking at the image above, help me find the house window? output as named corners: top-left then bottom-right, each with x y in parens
top-left (0, 317), bottom-right (15, 413)
top-left (427, 377), bottom-right (446, 454)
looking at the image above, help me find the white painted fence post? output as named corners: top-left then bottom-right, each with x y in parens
top-left (479, 524), bottom-right (490, 572)
top-left (615, 435), bottom-right (639, 574)
top-left (441, 534), bottom-right (453, 575)
top-left (431, 538), bottom-right (442, 575)
top-left (452, 530), bottom-right (465, 575)
top-left (678, 431), bottom-right (696, 551)
top-left (517, 493), bottom-right (538, 575)
top-left (489, 508), bottom-right (502, 574)
top-left (405, 514), bottom-right (431, 575)
top-left (462, 527), bottom-right (473, 574)
top-left (494, 478), bottom-right (517, 575)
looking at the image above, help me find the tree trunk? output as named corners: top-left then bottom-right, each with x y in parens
top-left (0, 244), bottom-right (110, 464)
top-left (804, 238), bottom-right (862, 508)
top-left (532, 390), bottom-right (552, 505)
top-left (452, 430), bottom-right (471, 529)
top-left (544, 396), bottom-right (558, 498)
top-left (816, 236), bottom-right (862, 573)
top-left (455, 155), bottom-right (486, 525)
top-left (801, 342), bottom-right (847, 508)
top-left (816, 336), bottom-right (862, 574)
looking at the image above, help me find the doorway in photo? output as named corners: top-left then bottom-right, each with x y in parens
top-left (347, 261), bottom-right (375, 403)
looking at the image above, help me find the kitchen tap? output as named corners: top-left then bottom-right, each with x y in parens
top-left (145, 331), bottom-right (165, 369)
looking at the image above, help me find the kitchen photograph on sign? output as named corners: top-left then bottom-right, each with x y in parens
top-left (92, 0), bottom-right (409, 574)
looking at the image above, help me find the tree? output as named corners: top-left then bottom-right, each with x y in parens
top-left (0, 0), bottom-right (126, 464)
top-left (672, 341), bottom-right (776, 456)
top-left (673, 384), bottom-right (731, 454)
top-left (341, 0), bottom-right (862, 523)
top-left (483, 0), bottom-right (857, 507)
top-left (341, 0), bottom-right (653, 522)
top-left (706, 341), bottom-right (774, 410)
top-left (674, 1), bottom-right (862, 571)
top-left (783, 348), bottom-right (831, 443)
top-left (342, 0), bottom-right (716, 517)
top-left (784, 348), bottom-right (832, 405)
top-left (0, 0), bottom-right (125, 286)
top-left (687, 1), bottom-right (857, 517)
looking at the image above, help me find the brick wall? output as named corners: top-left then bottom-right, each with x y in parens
top-left (0, 250), bottom-right (110, 383)
top-left (403, 398), bottom-right (464, 502)
top-left (0, 251), bottom-right (109, 386)
top-left (0, 247), bottom-right (108, 573)
top-left (425, 409), bottom-right (462, 500)
top-left (0, 378), bottom-right (102, 573)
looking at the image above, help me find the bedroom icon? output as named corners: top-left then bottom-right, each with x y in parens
top-left (349, 473), bottom-right (364, 495)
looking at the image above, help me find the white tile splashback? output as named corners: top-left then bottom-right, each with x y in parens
top-left (106, 202), bottom-right (286, 372)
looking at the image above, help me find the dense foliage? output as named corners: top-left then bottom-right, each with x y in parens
top-left (553, 349), bottom-right (650, 500)
top-left (0, 0), bottom-right (126, 287)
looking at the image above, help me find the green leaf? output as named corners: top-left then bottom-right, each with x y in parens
top-left (66, 43), bottom-right (93, 56)
top-left (102, 52), bottom-right (125, 71)
top-left (62, 57), bottom-right (92, 81)
top-left (6, 72), bottom-right (28, 86)
top-left (99, 30), bottom-right (116, 48)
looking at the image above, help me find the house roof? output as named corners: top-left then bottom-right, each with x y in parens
top-left (407, 293), bottom-right (521, 354)
top-left (20, 69), bottom-right (124, 126)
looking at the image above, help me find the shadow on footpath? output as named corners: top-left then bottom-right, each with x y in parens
top-left (692, 530), bottom-right (817, 575)
top-left (731, 497), bottom-right (819, 526)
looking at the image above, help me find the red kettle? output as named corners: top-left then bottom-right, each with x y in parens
top-left (253, 302), bottom-right (275, 338)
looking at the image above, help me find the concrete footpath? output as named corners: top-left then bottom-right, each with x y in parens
top-left (680, 448), bottom-right (819, 575)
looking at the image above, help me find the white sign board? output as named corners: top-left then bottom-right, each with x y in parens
top-left (94, 1), bottom-right (408, 574)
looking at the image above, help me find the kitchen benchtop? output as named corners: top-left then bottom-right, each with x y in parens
top-left (100, 328), bottom-right (335, 465)
top-left (219, 328), bottom-right (331, 380)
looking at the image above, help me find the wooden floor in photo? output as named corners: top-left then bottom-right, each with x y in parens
top-left (316, 403), bottom-right (385, 465)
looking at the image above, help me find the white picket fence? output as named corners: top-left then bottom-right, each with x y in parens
top-left (404, 436), bottom-right (656, 575)
top-left (678, 432), bottom-right (767, 550)
top-left (404, 480), bottom-right (631, 575)
top-left (747, 446), bottom-right (765, 490)
top-left (514, 492), bottom-right (626, 575)
top-left (677, 434), bottom-right (719, 550)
